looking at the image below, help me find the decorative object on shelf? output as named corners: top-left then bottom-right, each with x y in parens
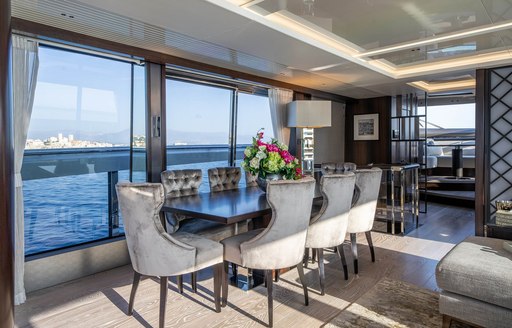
top-left (496, 200), bottom-right (512, 226)
top-left (241, 129), bottom-right (302, 192)
top-left (354, 113), bottom-right (379, 141)
top-left (286, 100), bottom-right (332, 175)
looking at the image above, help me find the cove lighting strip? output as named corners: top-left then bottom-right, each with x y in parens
top-left (208, 0), bottom-right (512, 79)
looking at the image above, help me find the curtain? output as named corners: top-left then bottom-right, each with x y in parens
top-left (13, 35), bottom-right (39, 305)
top-left (268, 88), bottom-right (293, 146)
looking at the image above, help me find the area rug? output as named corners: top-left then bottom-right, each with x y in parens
top-left (325, 278), bottom-right (473, 328)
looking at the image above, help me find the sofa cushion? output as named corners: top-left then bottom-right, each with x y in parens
top-left (436, 236), bottom-right (512, 310)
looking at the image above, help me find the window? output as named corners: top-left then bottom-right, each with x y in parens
top-left (23, 46), bottom-right (142, 255)
top-left (236, 92), bottom-right (273, 187)
top-left (165, 79), bottom-right (232, 193)
top-left (422, 102), bottom-right (476, 159)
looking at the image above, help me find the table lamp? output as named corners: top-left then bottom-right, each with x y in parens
top-left (287, 100), bottom-right (332, 174)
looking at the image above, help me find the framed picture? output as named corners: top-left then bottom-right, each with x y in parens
top-left (354, 113), bottom-right (379, 141)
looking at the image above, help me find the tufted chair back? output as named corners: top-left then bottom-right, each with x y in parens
top-left (161, 169), bottom-right (202, 197)
top-left (338, 162), bottom-right (357, 172)
top-left (240, 177), bottom-right (316, 269)
top-left (116, 182), bottom-right (196, 276)
top-left (306, 173), bottom-right (356, 249)
top-left (321, 162), bottom-right (337, 175)
top-left (208, 167), bottom-right (241, 192)
top-left (161, 169), bottom-right (202, 232)
top-left (347, 168), bottom-right (383, 233)
top-left (245, 171), bottom-right (258, 187)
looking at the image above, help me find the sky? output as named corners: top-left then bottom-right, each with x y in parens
top-left (29, 46), bottom-right (273, 145)
top-left (29, 45), bottom-right (473, 145)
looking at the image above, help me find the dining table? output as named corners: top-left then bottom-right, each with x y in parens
top-left (161, 186), bottom-right (271, 226)
top-left (161, 180), bottom-right (322, 290)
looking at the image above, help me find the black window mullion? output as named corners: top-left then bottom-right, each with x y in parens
top-left (229, 89), bottom-right (238, 166)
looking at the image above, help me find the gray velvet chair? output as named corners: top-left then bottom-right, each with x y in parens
top-left (208, 167), bottom-right (242, 192)
top-left (116, 182), bottom-right (224, 328)
top-left (161, 169), bottom-right (238, 242)
top-left (245, 171), bottom-right (258, 187)
top-left (346, 168), bottom-right (382, 274)
top-left (304, 173), bottom-right (356, 294)
top-left (161, 169), bottom-right (240, 292)
top-left (220, 177), bottom-right (316, 327)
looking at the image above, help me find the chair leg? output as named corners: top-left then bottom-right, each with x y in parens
top-left (213, 264), bottom-right (222, 313)
top-left (159, 276), bottom-right (168, 328)
top-left (266, 270), bottom-right (274, 327)
top-left (232, 263), bottom-right (238, 281)
top-left (336, 245), bottom-right (349, 280)
top-left (303, 248), bottom-right (310, 268)
top-left (311, 248), bottom-right (317, 264)
top-left (274, 270), bottom-right (279, 282)
top-left (350, 233), bottom-right (358, 274)
top-left (177, 275), bottom-right (183, 294)
top-left (221, 261), bottom-right (229, 307)
top-left (296, 262), bottom-right (309, 306)
top-left (365, 231), bottom-right (376, 262)
top-left (191, 272), bottom-right (197, 293)
top-left (317, 248), bottom-right (326, 295)
top-left (128, 271), bottom-right (141, 315)
top-left (442, 314), bottom-right (452, 328)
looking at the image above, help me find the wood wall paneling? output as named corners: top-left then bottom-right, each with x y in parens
top-left (475, 69), bottom-right (488, 236)
top-left (0, 0), bottom-right (15, 326)
top-left (345, 97), bottom-right (392, 165)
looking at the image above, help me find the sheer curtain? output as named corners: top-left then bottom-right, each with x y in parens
top-left (268, 88), bottom-right (293, 146)
top-left (13, 35), bottom-right (39, 305)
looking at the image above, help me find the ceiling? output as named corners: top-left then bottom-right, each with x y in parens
top-left (12, 0), bottom-right (511, 99)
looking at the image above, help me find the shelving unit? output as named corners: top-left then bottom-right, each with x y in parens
top-left (390, 93), bottom-right (428, 213)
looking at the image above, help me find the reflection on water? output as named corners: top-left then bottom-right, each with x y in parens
top-left (23, 161), bottom-right (247, 255)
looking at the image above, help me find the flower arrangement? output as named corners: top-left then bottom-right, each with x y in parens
top-left (241, 129), bottom-right (302, 180)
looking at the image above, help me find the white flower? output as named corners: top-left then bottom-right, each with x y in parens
top-left (244, 148), bottom-right (252, 157)
top-left (250, 157), bottom-right (260, 169)
top-left (256, 151), bottom-right (267, 159)
top-left (258, 145), bottom-right (266, 151)
top-left (280, 143), bottom-right (288, 151)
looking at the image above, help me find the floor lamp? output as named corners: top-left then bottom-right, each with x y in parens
top-left (287, 100), bottom-right (332, 175)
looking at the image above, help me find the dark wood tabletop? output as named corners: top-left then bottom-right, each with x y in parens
top-left (162, 186), bottom-right (272, 225)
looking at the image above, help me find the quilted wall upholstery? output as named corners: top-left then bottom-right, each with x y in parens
top-left (161, 169), bottom-right (202, 232)
top-left (208, 167), bottom-right (241, 192)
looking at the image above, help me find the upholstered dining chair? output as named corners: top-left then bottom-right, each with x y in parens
top-left (116, 182), bottom-right (224, 328)
top-left (220, 177), bottom-right (316, 327)
top-left (245, 171), bottom-right (258, 187)
top-left (346, 168), bottom-right (383, 274)
top-left (161, 169), bottom-right (239, 292)
top-left (208, 167), bottom-right (242, 192)
top-left (304, 173), bottom-right (356, 294)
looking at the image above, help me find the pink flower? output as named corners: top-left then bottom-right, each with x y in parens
top-left (257, 131), bottom-right (264, 139)
top-left (279, 150), bottom-right (293, 163)
top-left (267, 144), bottom-right (279, 152)
top-left (257, 140), bottom-right (266, 147)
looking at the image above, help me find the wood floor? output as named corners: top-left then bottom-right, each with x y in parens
top-left (15, 202), bottom-right (475, 328)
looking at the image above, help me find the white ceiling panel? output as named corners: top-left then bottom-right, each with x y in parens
top-left (14, 0), bottom-right (506, 98)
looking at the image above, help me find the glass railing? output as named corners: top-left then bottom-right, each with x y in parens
top-left (22, 145), bottom-right (248, 256)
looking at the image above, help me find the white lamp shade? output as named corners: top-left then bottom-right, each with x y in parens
top-left (287, 100), bottom-right (332, 128)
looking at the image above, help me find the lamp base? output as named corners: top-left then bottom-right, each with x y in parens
top-left (301, 128), bottom-right (314, 175)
